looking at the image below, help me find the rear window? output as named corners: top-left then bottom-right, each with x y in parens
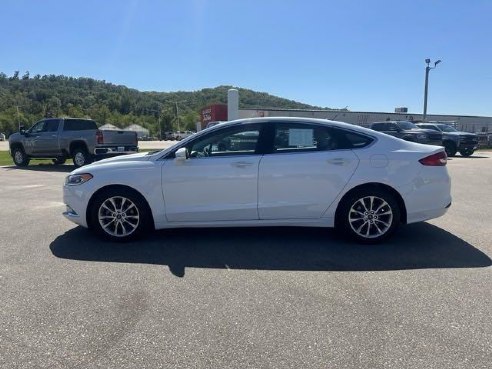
top-left (396, 121), bottom-right (417, 130)
top-left (370, 123), bottom-right (386, 131)
top-left (63, 119), bottom-right (97, 131)
top-left (336, 130), bottom-right (374, 149)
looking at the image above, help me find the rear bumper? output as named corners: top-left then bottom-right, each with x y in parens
top-left (94, 146), bottom-right (139, 156)
top-left (407, 203), bottom-right (451, 224)
top-left (402, 167), bottom-right (452, 224)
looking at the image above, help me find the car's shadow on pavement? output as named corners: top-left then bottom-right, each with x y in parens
top-left (50, 223), bottom-right (491, 277)
top-left (2, 164), bottom-right (74, 172)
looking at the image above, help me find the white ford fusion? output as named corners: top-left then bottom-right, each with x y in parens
top-left (63, 118), bottom-right (451, 243)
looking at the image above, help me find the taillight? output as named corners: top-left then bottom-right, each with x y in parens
top-left (419, 151), bottom-right (447, 166)
top-left (96, 130), bottom-right (104, 144)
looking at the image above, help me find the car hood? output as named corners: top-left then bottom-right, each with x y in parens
top-left (443, 131), bottom-right (477, 137)
top-left (8, 132), bottom-right (21, 142)
top-left (70, 152), bottom-right (153, 174)
top-left (95, 152), bottom-right (152, 164)
top-left (405, 128), bottom-right (439, 135)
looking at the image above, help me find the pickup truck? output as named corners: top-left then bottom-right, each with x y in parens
top-left (9, 118), bottom-right (138, 168)
top-left (370, 121), bottom-right (443, 146)
top-left (416, 123), bottom-right (479, 157)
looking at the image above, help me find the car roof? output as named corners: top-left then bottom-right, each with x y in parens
top-left (214, 117), bottom-right (376, 135)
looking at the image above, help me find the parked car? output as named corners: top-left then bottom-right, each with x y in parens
top-left (0, 132), bottom-right (5, 141)
top-left (63, 117), bottom-right (451, 244)
top-left (175, 131), bottom-right (194, 140)
top-left (162, 131), bottom-right (176, 141)
top-left (370, 121), bottom-right (442, 145)
top-left (416, 123), bottom-right (479, 157)
top-left (9, 118), bottom-right (138, 168)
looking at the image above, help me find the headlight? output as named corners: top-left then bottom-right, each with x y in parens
top-left (417, 134), bottom-right (428, 140)
top-left (65, 173), bottom-right (93, 186)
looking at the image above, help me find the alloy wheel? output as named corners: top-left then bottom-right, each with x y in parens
top-left (74, 152), bottom-right (86, 167)
top-left (348, 196), bottom-right (394, 239)
top-left (14, 150), bottom-right (24, 164)
top-left (98, 196), bottom-right (140, 237)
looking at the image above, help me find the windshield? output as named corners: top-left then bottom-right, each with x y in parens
top-left (396, 121), bottom-right (418, 130)
top-left (437, 124), bottom-right (458, 132)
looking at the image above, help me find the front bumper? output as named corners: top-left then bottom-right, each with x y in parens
top-left (458, 143), bottom-right (478, 151)
top-left (63, 185), bottom-right (90, 228)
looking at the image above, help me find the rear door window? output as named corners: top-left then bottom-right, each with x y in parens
top-left (44, 119), bottom-right (60, 132)
top-left (272, 123), bottom-right (344, 153)
top-left (63, 119), bottom-right (97, 131)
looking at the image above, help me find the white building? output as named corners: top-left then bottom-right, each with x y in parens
top-left (125, 124), bottom-right (149, 139)
top-left (99, 123), bottom-right (119, 130)
top-left (238, 108), bottom-right (492, 133)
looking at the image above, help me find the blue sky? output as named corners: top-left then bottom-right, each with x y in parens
top-left (1, 0), bottom-right (491, 116)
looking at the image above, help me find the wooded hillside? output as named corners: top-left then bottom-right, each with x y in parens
top-left (0, 71), bottom-right (326, 136)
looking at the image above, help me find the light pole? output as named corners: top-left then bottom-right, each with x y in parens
top-left (423, 58), bottom-right (442, 121)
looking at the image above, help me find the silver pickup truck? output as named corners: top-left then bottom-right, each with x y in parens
top-left (9, 118), bottom-right (138, 167)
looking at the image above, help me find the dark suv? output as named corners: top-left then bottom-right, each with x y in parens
top-left (416, 123), bottom-right (478, 157)
top-left (370, 121), bottom-right (442, 145)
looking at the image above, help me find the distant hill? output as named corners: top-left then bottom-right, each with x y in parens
top-left (0, 72), bottom-right (328, 136)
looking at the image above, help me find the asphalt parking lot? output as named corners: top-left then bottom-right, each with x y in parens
top-left (0, 153), bottom-right (491, 369)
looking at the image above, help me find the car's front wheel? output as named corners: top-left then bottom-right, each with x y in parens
top-left (444, 142), bottom-right (457, 157)
top-left (12, 147), bottom-right (30, 167)
top-left (90, 188), bottom-right (152, 242)
top-left (337, 188), bottom-right (400, 244)
top-left (459, 148), bottom-right (474, 157)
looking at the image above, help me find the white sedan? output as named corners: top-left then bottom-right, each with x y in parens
top-left (63, 117), bottom-right (451, 243)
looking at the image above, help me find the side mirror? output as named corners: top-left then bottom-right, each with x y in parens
top-left (20, 126), bottom-right (26, 135)
top-left (175, 147), bottom-right (188, 161)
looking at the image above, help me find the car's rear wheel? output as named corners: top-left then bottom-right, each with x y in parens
top-left (90, 188), bottom-right (152, 242)
top-left (444, 142), bottom-right (457, 157)
top-left (72, 148), bottom-right (92, 168)
top-left (459, 148), bottom-right (474, 157)
top-left (337, 188), bottom-right (400, 244)
top-left (12, 147), bottom-right (30, 167)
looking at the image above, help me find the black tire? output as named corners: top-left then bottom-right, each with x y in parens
top-left (11, 147), bottom-right (30, 167)
top-left (459, 149), bottom-right (474, 157)
top-left (72, 148), bottom-right (93, 168)
top-left (444, 142), bottom-right (457, 157)
top-left (89, 188), bottom-right (153, 242)
top-left (52, 157), bottom-right (66, 165)
top-left (336, 188), bottom-right (401, 244)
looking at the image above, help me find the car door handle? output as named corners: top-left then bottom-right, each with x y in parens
top-left (232, 161), bottom-right (254, 168)
top-left (327, 158), bottom-right (348, 165)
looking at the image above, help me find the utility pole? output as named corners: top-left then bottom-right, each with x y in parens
top-left (16, 106), bottom-right (21, 131)
top-left (423, 58), bottom-right (442, 121)
top-left (174, 102), bottom-right (180, 132)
